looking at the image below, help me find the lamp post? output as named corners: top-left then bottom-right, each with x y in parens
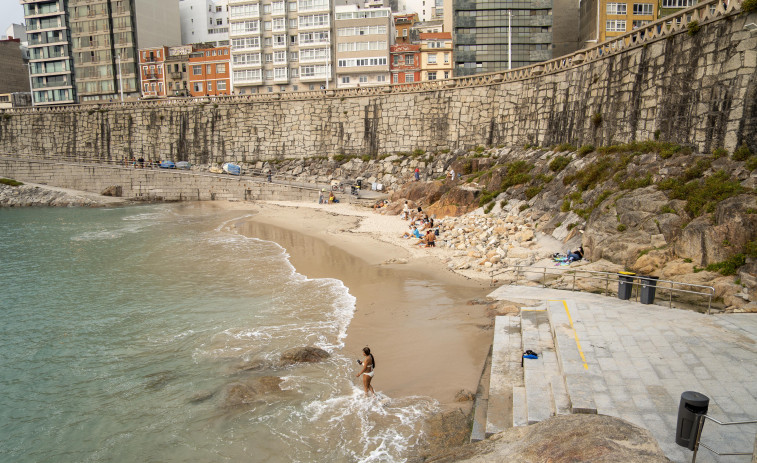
top-left (117, 52), bottom-right (124, 102)
top-left (508, 10), bottom-right (512, 70)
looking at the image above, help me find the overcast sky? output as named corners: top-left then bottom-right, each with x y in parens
top-left (1, 2), bottom-right (26, 38)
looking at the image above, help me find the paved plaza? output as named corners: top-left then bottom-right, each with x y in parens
top-left (488, 286), bottom-right (757, 463)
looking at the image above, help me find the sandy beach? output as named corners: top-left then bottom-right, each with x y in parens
top-left (231, 200), bottom-right (494, 410)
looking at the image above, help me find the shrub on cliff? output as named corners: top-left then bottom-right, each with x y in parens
top-left (0, 178), bottom-right (23, 187)
top-left (742, 0), bottom-right (757, 14)
top-left (549, 155), bottom-right (571, 172)
top-left (658, 170), bottom-right (744, 217)
top-left (732, 143), bottom-right (753, 161)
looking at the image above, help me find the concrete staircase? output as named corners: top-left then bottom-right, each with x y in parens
top-left (472, 299), bottom-right (600, 441)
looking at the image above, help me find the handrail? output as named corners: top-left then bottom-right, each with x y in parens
top-left (692, 415), bottom-right (757, 462)
top-left (0, 0), bottom-right (742, 114)
top-left (490, 265), bottom-right (716, 314)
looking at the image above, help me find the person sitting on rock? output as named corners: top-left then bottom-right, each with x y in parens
top-left (402, 226), bottom-right (422, 239)
top-left (567, 246), bottom-right (584, 262)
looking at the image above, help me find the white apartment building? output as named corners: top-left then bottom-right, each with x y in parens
top-left (179, 0), bottom-right (231, 47)
top-left (228, 0), bottom-right (334, 93)
top-left (334, 4), bottom-right (391, 88)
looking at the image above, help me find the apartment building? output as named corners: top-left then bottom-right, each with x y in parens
top-left (138, 45), bottom-right (193, 98)
top-left (22, 0), bottom-right (76, 105)
top-left (393, 12), bottom-right (418, 43)
top-left (138, 46), bottom-right (168, 98)
top-left (418, 31), bottom-right (451, 81)
top-left (66, 0), bottom-right (181, 103)
top-left (334, 4), bottom-right (392, 88)
top-left (389, 43), bottom-right (420, 83)
top-left (579, 0), bottom-right (658, 46)
top-left (188, 45), bottom-right (231, 96)
top-left (452, 0), bottom-right (579, 75)
top-left (228, 0), bottom-right (334, 93)
top-left (179, 0), bottom-right (230, 47)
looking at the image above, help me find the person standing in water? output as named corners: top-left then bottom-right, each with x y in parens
top-left (356, 346), bottom-right (375, 396)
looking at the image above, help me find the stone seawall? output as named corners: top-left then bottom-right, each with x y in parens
top-left (0, 158), bottom-right (323, 202)
top-left (0, 1), bottom-right (755, 163)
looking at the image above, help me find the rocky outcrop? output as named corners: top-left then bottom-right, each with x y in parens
top-left (417, 414), bottom-right (670, 463)
top-left (0, 183), bottom-right (128, 207)
top-left (279, 346), bottom-right (331, 365)
top-left (222, 376), bottom-right (284, 407)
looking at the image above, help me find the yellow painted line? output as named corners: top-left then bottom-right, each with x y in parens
top-left (550, 299), bottom-right (589, 371)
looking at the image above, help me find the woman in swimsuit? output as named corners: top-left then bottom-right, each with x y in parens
top-left (356, 346), bottom-right (375, 396)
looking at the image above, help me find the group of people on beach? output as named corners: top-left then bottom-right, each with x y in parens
top-left (400, 202), bottom-right (437, 247)
top-left (318, 189), bottom-right (338, 204)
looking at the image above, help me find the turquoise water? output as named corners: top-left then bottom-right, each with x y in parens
top-left (0, 204), bottom-right (434, 462)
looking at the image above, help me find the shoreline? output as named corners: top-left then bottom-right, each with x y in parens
top-left (230, 200), bottom-right (494, 409)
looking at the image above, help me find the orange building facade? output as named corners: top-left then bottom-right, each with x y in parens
top-left (187, 46), bottom-right (231, 97)
top-left (138, 47), bottom-right (169, 98)
top-left (390, 44), bottom-right (421, 84)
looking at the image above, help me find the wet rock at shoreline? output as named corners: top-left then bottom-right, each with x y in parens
top-left (223, 376), bottom-right (284, 406)
top-left (280, 346), bottom-right (330, 365)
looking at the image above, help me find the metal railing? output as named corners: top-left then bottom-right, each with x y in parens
top-left (490, 265), bottom-right (716, 314)
top-left (692, 415), bottom-right (757, 462)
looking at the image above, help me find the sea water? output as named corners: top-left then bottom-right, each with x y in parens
top-left (0, 204), bottom-right (436, 462)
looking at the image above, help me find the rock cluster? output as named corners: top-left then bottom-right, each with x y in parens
top-left (0, 184), bottom-right (122, 207)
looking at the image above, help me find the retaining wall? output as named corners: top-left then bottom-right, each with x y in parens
top-left (0, 1), bottom-right (755, 164)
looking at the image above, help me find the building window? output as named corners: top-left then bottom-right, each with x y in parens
top-left (192, 65), bottom-right (202, 75)
top-left (403, 29), bottom-right (408, 36)
top-left (216, 63), bottom-right (226, 73)
top-left (274, 35), bottom-right (287, 46)
top-left (393, 73), bottom-right (398, 83)
top-left (264, 4), bottom-right (271, 13)
top-left (632, 19), bottom-right (651, 28)
top-left (264, 21), bottom-right (272, 31)
top-left (289, 18), bottom-right (297, 28)
top-left (606, 2), bottom-right (627, 15)
top-left (275, 67), bottom-right (288, 79)
top-left (274, 51), bottom-right (287, 63)
top-left (341, 76), bottom-right (350, 83)
top-left (208, 82), bottom-right (212, 91)
top-left (291, 67), bottom-right (299, 77)
top-left (218, 81), bottom-right (227, 90)
top-left (405, 72), bottom-right (414, 82)
top-left (289, 1), bottom-right (297, 11)
top-left (632, 3), bottom-right (654, 14)
top-left (444, 53), bottom-right (449, 64)
top-left (444, 71), bottom-right (449, 79)
top-left (265, 37), bottom-right (272, 47)
top-left (293, 84), bottom-right (298, 91)
top-left (427, 54), bottom-right (437, 64)
top-left (377, 74), bottom-right (385, 82)
top-left (290, 51), bottom-right (298, 61)
top-left (359, 75), bottom-right (367, 83)
top-left (216, 19), bottom-right (223, 25)
top-left (405, 55), bottom-right (413, 65)
top-left (265, 70), bottom-right (273, 80)
top-left (267, 86), bottom-right (273, 92)
top-left (206, 64), bottom-right (212, 74)
top-left (428, 71), bottom-right (437, 80)
top-left (661, 0), bottom-right (693, 6)
top-left (273, 17), bottom-right (286, 30)
top-left (606, 19), bottom-right (627, 32)
top-left (193, 82), bottom-right (203, 92)
top-left (265, 53), bottom-right (273, 63)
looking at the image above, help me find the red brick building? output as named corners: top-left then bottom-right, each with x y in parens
top-left (187, 46), bottom-right (231, 97)
top-left (138, 46), bottom-right (169, 98)
top-left (389, 44), bottom-right (420, 84)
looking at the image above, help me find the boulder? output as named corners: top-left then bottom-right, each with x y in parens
top-left (280, 346), bottom-right (331, 365)
top-left (423, 414), bottom-right (670, 463)
top-left (101, 185), bottom-right (122, 197)
top-left (223, 376), bottom-right (284, 406)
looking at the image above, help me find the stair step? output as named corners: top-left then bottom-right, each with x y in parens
top-left (485, 315), bottom-right (522, 437)
top-left (547, 300), bottom-right (598, 414)
top-left (512, 386), bottom-right (528, 427)
top-left (520, 309), bottom-right (559, 424)
top-left (470, 345), bottom-right (493, 443)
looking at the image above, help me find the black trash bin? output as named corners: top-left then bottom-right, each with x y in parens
top-left (639, 276), bottom-right (659, 304)
top-left (618, 272), bottom-right (636, 300)
top-left (675, 391), bottom-right (710, 450)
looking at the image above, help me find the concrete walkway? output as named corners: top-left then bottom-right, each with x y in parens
top-left (488, 286), bottom-right (757, 463)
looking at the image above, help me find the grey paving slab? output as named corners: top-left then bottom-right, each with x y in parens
top-left (485, 315), bottom-right (521, 437)
top-left (488, 286), bottom-right (757, 463)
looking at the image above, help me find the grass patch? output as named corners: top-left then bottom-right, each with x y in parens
top-left (618, 173), bottom-right (652, 190)
top-left (732, 143), bottom-right (753, 161)
top-left (657, 170), bottom-right (744, 217)
top-left (479, 190), bottom-right (498, 207)
top-left (742, 0), bottom-right (757, 14)
top-left (711, 148), bottom-right (729, 159)
top-left (549, 155), bottom-right (571, 172)
top-left (660, 204), bottom-right (676, 214)
top-left (577, 145), bottom-right (595, 157)
top-left (706, 254), bottom-right (746, 276)
top-left (500, 160), bottom-right (533, 190)
top-left (519, 204), bottom-right (530, 211)
top-left (567, 222), bottom-right (578, 230)
top-left (563, 157), bottom-right (614, 191)
top-left (483, 202), bottom-right (495, 214)
top-left (525, 185), bottom-right (543, 199)
top-left (0, 178), bottom-right (23, 186)
top-left (555, 143), bottom-right (576, 152)
top-left (687, 20), bottom-right (700, 36)
top-left (746, 155), bottom-right (757, 171)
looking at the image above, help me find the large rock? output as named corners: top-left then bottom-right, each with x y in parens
top-left (223, 376), bottom-right (284, 406)
top-left (420, 414), bottom-right (670, 463)
top-left (280, 346), bottom-right (331, 365)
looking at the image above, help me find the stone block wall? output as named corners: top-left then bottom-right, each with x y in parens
top-left (0, 3), bottom-right (754, 164)
top-left (0, 158), bottom-right (324, 203)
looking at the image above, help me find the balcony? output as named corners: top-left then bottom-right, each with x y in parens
top-left (143, 73), bottom-right (159, 80)
top-left (235, 76), bottom-right (263, 84)
top-left (170, 72), bottom-right (183, 79)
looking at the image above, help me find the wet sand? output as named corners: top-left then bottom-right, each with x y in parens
top-left (232, 201), bottom-right (493, 409)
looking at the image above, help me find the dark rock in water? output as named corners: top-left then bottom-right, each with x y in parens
top-left (101, 185), bottom-right (122, 197)
top-left (417, 414), bottom-right (670, 463)
top-left (232, 358), bottom-right (270, 373)
top-left (280, 346), bottom-right (330, 365)
top-left (223, 376), bottom-right (284, 407)
top-left (188, 390), bottom-right (215, 404)
top-left (144, 371), bottom-right (176, 391)
top-left (454, 390), bottom-right (475, 402)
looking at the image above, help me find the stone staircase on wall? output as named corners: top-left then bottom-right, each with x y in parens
top-left (472, 300), bottom-right (601, 442)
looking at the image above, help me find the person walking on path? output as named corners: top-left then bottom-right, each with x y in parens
top-left (414, 168), bottom-right (420, 181)
top-left (356, 346), bottom-right (375, 396)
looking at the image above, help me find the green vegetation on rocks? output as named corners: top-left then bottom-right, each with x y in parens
top-left (577, 145), bottom-right (595, 157)
top-left (732, 143), bottom-right (753, 161)
top-left (657, 170), bottom-right (744, 217)
top-left (706, 254), bottom-right (746, 276)
top-left (549, 155), bottom-right (571, 172)
top-left (1, 178), bottom-right (23, 186)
